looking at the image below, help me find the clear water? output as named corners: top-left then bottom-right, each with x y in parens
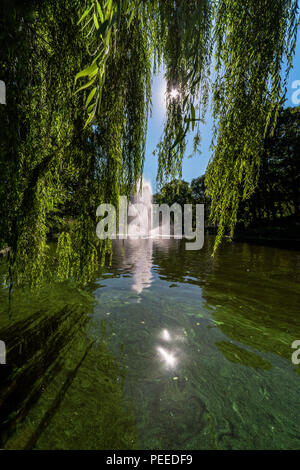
top-left (0, 236), bottom-right (299, 449)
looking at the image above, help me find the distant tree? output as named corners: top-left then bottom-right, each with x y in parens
top-left (239, 106), bottom-right (300, 227)
top-left (191, 176), bottom-right (205, 203)
top-left (154, 179), bottom-right (192, 207)
top-left (191, 175), bottom-right (211, 223)
top-left (154, 176), bottom-right (214, 230)
top-left (266, 105), bottom-right (300, 217)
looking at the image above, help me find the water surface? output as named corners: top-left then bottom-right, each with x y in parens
top-left (0, 236), bottom-right (299, 449)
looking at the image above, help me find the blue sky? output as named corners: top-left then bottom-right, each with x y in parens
top-left (143, 31), bottom-right (300, 192)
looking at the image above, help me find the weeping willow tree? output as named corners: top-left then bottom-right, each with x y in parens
top-left (206, 0), bottom-right (299, 251)
top-left (154, 0), bottom-right (212, 184)
top-left (1, 0), bottom-right (153, 286)
top-left (75, 0), bottom-right (298, 252)
top-left (0, 0), bottom-right (298, 286)
top-left (1, 0), bottom-right (97, 286)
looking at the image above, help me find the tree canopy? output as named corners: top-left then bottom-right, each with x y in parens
top-left (0, 0), bottom-right (299, 286)
top-left (154, 105), bottom-right (300, 238)
top-left (239, 105), bottom-right (300, 225)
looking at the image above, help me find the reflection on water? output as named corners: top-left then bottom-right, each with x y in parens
top-left (93, 237), bottom-right (300, 450)
top-left (114, 239), bottom-right (153, 294)
top-left (0, 236), bottom-right (299, 449)
top-left (157, 346), bottom-right (177, 369)
top-left (160, 329), bottom-right (171, 341)
top-left (156, 329), bottom-right (187, 371)
top-left (113, 236), bottom-right (178, 296)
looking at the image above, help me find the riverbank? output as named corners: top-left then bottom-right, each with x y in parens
top-left (232, 215), bottom-right (300, 249)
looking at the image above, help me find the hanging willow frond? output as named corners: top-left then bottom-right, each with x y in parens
top-left (1, 0), bottom-right (299, 288)
top-left (155, 0), bottom-right (212, 186)
top-left (206, 0), bottom-right (299, 253)
top-left (75, 0), bottom-right (143, 128)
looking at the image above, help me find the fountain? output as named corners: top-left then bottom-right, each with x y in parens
top-left (128, 179), bottom-right (153, 239)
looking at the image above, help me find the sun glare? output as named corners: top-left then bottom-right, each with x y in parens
top-left (157, 346), bottom-right (177, 368)
top-left (161, 329), bottom-right (171, 341)
top-left (169, 88), bottom-right (179, 100)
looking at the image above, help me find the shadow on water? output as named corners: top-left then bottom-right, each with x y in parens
top-left (0, 277), bottom-right (137, 450)
top-left (0, 303), bottom-right (90, 446)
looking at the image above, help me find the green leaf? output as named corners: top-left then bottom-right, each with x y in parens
top-left (93, 13), bottom-right (99, 30)
top-left (96, 1), bottom-right (104, 22)
top-left (75, 62), bottom-right (98, 84)
top-left (87, 104), bottom-right (95, 114)
top-left (75, 74), bottom-right (97, 94)
top-left (77, 4), bottom-right (93, 25)
top-left (84, 112), bottom-right (95, 129)
top-left (94, 47), bottom-right (105, 62)
top-left (128, 9), bottom-right (135, 27)
top-left (191, 104), bottom-right (196, 130)
top-left (86, 87), bottom-right (97, 108)
top-left (103, 29), bottom-right (111, 47)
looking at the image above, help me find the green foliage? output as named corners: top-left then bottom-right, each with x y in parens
top-left (0, 0), bottom-right (299, 286)
top-left (154, 0), bottom-right (212, 185)
top-left (154, 179), bottom-right (192, 207)
top-left (191, 176), bottom-right (206, 204)
top-left (0, 0), bottom-right (152, 286)
top-left (154, 177), bottom-right (212, 229)
top-left (57, 232), bottom-right (73, 281)
top-left (206, 0), bottom-right (299, 252)
top-left (77, 0), bottom-right (298, 253)
top-left (75, 0), bottom-right (144, 128)
top-left (239, 106), bottom-right (300, 225)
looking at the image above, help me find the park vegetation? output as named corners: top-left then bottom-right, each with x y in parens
top-left (155, 106), bottom-right (300, 240)
top-left (0, 0), bottom-right (299, 286)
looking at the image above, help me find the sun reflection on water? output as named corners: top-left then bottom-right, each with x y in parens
top-left (157, 346), bottom-right (177, 369)
top-left (161, 329), bottom-right (171, 341)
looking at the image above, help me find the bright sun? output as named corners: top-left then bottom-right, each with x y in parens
top-left (169, 88), bottom-right (179, 99)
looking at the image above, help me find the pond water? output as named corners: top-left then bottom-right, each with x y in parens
top-left (0, 236), bottom-right (299, 449)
